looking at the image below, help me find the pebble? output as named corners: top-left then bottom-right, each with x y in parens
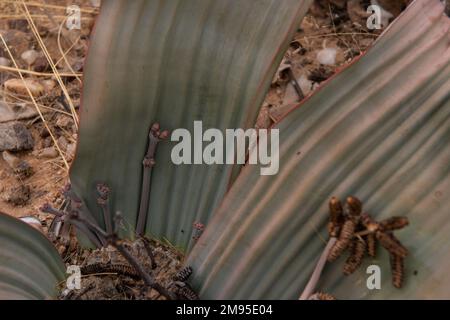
top-left (2, 151), bottom-right (33, 178)
top-left (56, 116), bottom-right (72, 129)
top-left (3, 184), bottom-right (30, 206)
top-left (39, 147), bottom-right (58, 159)
top-left (41, 79), bottom-right (57, 92)
top-left (0, 122), bottom-right (34, 152)
top-left (298, 75), bottom-right (319, 96)
top-left (40, 136), bottom-right (53, 149)
top-left (2, 150), bottom-right (22, 169)
top-left (317, 48), bottom-right (338, 66)
top-left (33, 56), bottom-right (49, 72)
top-left (4, 78), bottom-right (45, 97)
top-left (66, 143), bottom-right (76, 161)
top-left (21, 49), bottom-right (39, 66)
top-left (57, 136), bottom-right (68, 152)
top-left (0, 57), bottom-right (11, 67)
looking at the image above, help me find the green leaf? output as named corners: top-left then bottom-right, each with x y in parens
top-left (0, 213), bottom-right (65, 299)
top-left (70, 0), bottom-right (312, 249)
top-left (187, 0), bottom-right (450, 299)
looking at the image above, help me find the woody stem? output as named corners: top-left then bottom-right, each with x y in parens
top-left (136, 134), bottom-right (159, 235)
top-left (136, 124), bottom-right (169, 236)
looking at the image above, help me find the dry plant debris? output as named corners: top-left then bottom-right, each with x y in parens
top-left (57, 237), bottom-right (189, 300)
top-left (327, 196), bottom-right (409, 288)
top-left (44, 180), bottom-right (199, 300)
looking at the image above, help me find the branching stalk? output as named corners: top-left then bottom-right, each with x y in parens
top-left (42, 194), bottom-right (174, 300)
top-left (41, 204), bottom-right (105, 248)
top-left (136, 123), bottom-right (169, 235)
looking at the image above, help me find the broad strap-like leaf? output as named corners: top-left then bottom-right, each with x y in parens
top-left (0, 213), bottom-right (65, 299)
top-left (187, 0), bottom-right (450, 299)
top-left (70, 0), bottom-right (312, 249)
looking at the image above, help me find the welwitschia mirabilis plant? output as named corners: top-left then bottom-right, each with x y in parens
top-left (70, 0), bottom-right (313, 250)
top-left (187, 0), bottom-right (450, 299)
top-left (0, 212), bottom-right (65, 299)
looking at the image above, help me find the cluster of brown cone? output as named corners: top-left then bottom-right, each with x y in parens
top-left (327, 196), bottom-right (409, 288)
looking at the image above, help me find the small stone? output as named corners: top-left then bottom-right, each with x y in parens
top-left (39, 126), bottom-right (50, 138)
top-left (2, 151), bottom-right (33, 178)
top-left (3, 184), bottom-right (30, 206)
top-left (56, 116), bottom-right (72, 129)
top-left (2, 150), bottom-right (22, 168)
top-left (40, 136), bottom-right (53, 149)
top-left (0, 122), bottom-right (34, 152)
top-left (21, 49), bottom-right (40, 66)
top-left (57, 136), bottom-right (68, 152)
top-left (4, 78), bottom-right (45, 97)
top-left (39, 147), bottom-right (58, 159)
top-left (0, 57), bottom-right (11, 67)
top-left (0, 102), bottom-right (40, 123)
top-left (33, 56), bottom-right (49, 72)
top-left (41, 79), bottom-right (57, 92)
top-left (317, 48), bottom-right (338, 66)
top-left (66, 143), bottom-right (76, 161)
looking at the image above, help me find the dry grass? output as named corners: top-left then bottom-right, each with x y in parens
top-left (0, 0), bottom-right (98, 171)
top-left (0, 0), bottom-right (98, 217)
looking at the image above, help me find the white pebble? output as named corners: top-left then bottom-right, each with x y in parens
top-left (298, 75), bottom-right (319, 96)
top-left (317, 48), bottom-right (337, 66)
top-left (21, 49), bottom-right (40, 66)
